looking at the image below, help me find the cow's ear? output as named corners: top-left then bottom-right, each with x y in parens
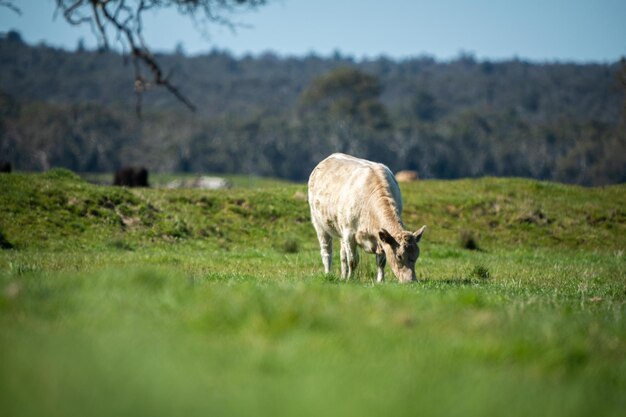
top-left (379, 229), bottom-right (398, 247)
top-left (414, 225), bottom-right (426, 242)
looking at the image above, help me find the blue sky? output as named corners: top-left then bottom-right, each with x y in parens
top-left (2, 0), bottom-right (625, 62)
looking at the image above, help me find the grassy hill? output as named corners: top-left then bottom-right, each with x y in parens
top-left (2, 169), bottom-right (624, 252)
top-left (1, 171), bottom-right (625, 417)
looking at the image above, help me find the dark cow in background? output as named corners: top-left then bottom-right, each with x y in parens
top-left (0, 161), bottom-right (11, 173)
top-left (113, 166), bottom-right (149, 187)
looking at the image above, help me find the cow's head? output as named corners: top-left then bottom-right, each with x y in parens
top-left (379, 225), bottom-right (426, 283)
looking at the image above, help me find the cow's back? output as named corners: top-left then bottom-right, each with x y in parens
top-left (308, 153), bottom-right (401, 236)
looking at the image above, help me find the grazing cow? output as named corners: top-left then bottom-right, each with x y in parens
top-left (308, 153), bottom-right (426, 283)
top-left (113, 166), bottom-right (149, 187)
top-left (0, 161), bottom-right (11, 173)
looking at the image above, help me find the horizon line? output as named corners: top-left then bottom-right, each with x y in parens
top-left (2, 31), bottom-right (623, 66)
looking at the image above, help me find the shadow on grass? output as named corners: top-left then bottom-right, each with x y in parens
top-left (311, 261), bottom-right (492, 287)
top-left (313, 273), bottom-right (490, 287)
top-left (418, 277), bottom-right (487, 286)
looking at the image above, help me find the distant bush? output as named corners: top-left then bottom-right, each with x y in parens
top-left (459, 230), bottom-right (480, 251)
top-left (279, 238), bottom-right (300, 254)
top-left (0, 231), bottom-right (13, 249)
top-left (42, 168), bottom-right (82, 181)
top-left (470, 265), bottom-right (491, 280)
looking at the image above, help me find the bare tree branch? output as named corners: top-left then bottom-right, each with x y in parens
top-left (54, 0), bottom-right (266, 115)
top-left (91, 1), bottom-right (110, 50)
top-left (0, 0), bottom-right (21, 15)
top-left (63, 1), bottom-right (90, 24)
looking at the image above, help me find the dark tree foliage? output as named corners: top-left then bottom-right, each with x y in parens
top-left (0, 38), bottom-right (624, 185)
top-left (411, 90), bottom-right (438, 122)
top-left (619, 59), bottom-right (626, 118)
top-left (300, 67), bottom-right (391, 130)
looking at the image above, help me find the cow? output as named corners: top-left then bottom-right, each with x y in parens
top-left (0, 161), bottom-right (11, 173)
top-left (308, 153), bottom-right (426, 283)
top-left (113, 166), bottom-right (149, 187)
top-left (395, 170), bottom-right (419, 182)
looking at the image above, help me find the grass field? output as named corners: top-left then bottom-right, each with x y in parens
top-left (1, 169), bottom-right (625, 417)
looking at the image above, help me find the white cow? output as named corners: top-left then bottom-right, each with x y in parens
top-left (308, 153), bottom-right (426, 283)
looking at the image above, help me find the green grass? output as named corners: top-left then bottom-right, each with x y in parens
top-left (1, 169), bottom-right (625, 417)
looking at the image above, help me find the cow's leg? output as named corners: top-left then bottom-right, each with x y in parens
top-left (340, 240), bottom-right (348, 279)
top-left (376, 252), bottom-right (386, 283)
top-left (319, 233), bottom-right (333, 275)
top-left (313, 222), bottom-right (333, 274)
top-left (341, 235), bottom-right (359, 279)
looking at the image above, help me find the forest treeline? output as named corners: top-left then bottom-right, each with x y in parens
top-left (1, 32), bottom-right (625, 185)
